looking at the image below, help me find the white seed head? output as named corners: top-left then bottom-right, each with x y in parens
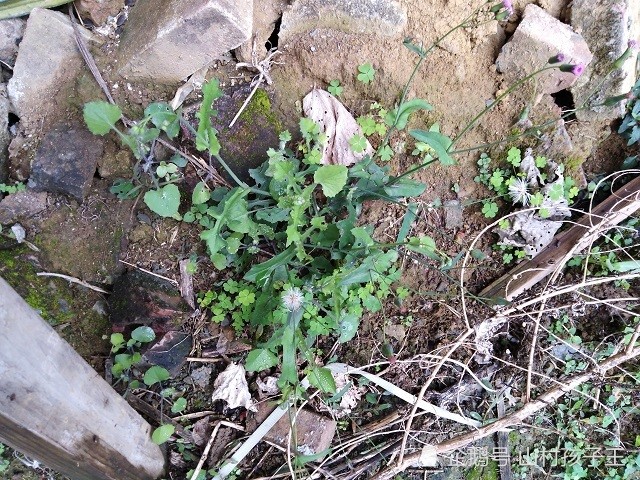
top-left (508, 178), bottom-right (531, 206)
top-left (282, 287), bottom-right (304, 312)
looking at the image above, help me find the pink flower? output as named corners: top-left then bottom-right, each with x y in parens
top-left (560, 63), bottom-right (585, 76)
top-left (571, 63), bottom-right (585, 76)
top-left (501, 0), bottom-right (514, 15)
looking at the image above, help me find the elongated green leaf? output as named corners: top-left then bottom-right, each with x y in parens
top-left (245, 349), bottom-right (279, 372)
top-left (152, 424), bottom-right (175, 445)
top-left (196, 78), bottom-right (223, 155)
top-left (397, 203), bottom-right (418, 243)
top-left (243, 246), bottom-right (296, 285)
top-left (308, 366), bottom-right (336, 393)
top-left (386, 99), bottom-right (433, 130)
top-left (409, 129), bottom-right (456, 165)
top-left (383, 178), bottom-right (426, 198)
top-left (314, 165), bottom-right (348, 198)
top-left (611, 260), bottom-right (640, 272)
top-left (144, 366), bottom-right (171, 386)
top-left (83, 101), bottom-right (122, 135)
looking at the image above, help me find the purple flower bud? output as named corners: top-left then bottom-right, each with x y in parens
top-left (629, 39), bottom-right (639, 51)
top-left (501, 0), bottom-right (514, 15)
top-left (571, 63), bottom-right (585, 76)
top-left (559, 63), bottom-right (585, 76)
top-left (548, 53), bottom-right (567, 64)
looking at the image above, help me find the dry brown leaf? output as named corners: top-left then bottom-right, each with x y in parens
top-left (302, 88), bottom-right (373, 166)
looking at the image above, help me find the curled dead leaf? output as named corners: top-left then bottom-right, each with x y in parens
top-left (302, 88), bottom-right (373, 166)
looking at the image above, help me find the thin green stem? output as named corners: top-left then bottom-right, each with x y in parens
top-left (450, 65), bottom-right (559, 148)
top-left (374, 2), bottom-right (492, 161)
top-left (212, 153), bottom-right (270, 196)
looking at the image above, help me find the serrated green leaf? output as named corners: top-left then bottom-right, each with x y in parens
top-left (314, 164), bottom-right (348, 197)
top-left (83, 101), bottom-right (122, 135)
top-left (152, 424), bottom-right (175, 444)
top-left (308, 366), bottom-right (336, 393)
top-left (145, 102), bottom-right (180, 138)
top-left (409, 129), bottom-right (455, 165)
top-left (196, 78), bottom-right (223, 155)
top-left (144, 366), bottom-right (171, 386)
top-left (144, 184), bottom-right (181, 218)
top-left (131, 326), bottom-right (155, 343)
top-left (245, 349), bottom-right (279, 372)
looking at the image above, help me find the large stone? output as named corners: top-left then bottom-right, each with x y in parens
top-left (109, 269), bottom-right (190, 333)
top-left (235, 0), bottom-right (286, 63)
top-left (0, 190), bottom-right (48, 225)
top-left (248, 402), bottom-right (336, 455)
top-left (279, 0), bottom-right (407, 41)
top-left (117, 0), bottom-right (253, 82)
top-left (7, 8), bottom-right (95, 134)
top-left (184, 85), bottom-right (283, 182)
top-left (0, 18), bottom-right (26, 66)
top-left (29, 124), bottom-right (103, 202)
top-left (496, 4), bottom-right (593, 95)
top-left (74, 0), bottom-right (124, 25)
top-left (570, 0), bottom-right (640, 122)
top-left (0, 84), bottom-right (9, 183)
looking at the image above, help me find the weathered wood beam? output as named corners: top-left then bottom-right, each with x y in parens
top-left (0, 276), bottom-right (165, 480)
top-left (480, 174), bottom-right (640, 301)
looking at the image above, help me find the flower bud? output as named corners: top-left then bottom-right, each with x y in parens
top-left (613, 41), bottom-right (639, 68)
top-left (548, 53), bottom-right (566, 64)
top-left (602, 92), bottom-right (633, 106)
top-left (559, 63), bottom-right (585, 76)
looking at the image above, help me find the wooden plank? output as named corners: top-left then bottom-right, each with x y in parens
top-left (480, 174), bottom-right (640, 302)
top-left (0, 276), bottom-right (165, 480)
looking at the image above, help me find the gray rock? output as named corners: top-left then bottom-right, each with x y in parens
top-left (570, 0), bottom-right (640, 122)
top-left (280, 0), bottom-right (407, 41)
top-left (109, 269), bottom-right (190, 332)
top-left (0, 18), bottom-right (26, 66)
top-left (142, 331), bottom-right (193, 375)
top-left (496, 4), bottom-right (593, 95)
top-left (30, 124), bottom-right (103, 202)
top-left (248, 402), bottom-right (336, 455)
top-left (443, 199), bottom-right (464, 230)
top-left (75, 0), bottom-right (124, 25)
top-left (0, 190), bottom-right (48, 225)
top-left (538, 118), bottom-right (574, 161)
top-left (7, 8), bottom-right (95, 134)
top-left (0, 84), bottom-right (9, 183)
top-left (117, 0), bottom-right (253, 82)
top-left (184, 85), bottom-right (283, 182)
top-left (236, 0), bottom-right (286, 63)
